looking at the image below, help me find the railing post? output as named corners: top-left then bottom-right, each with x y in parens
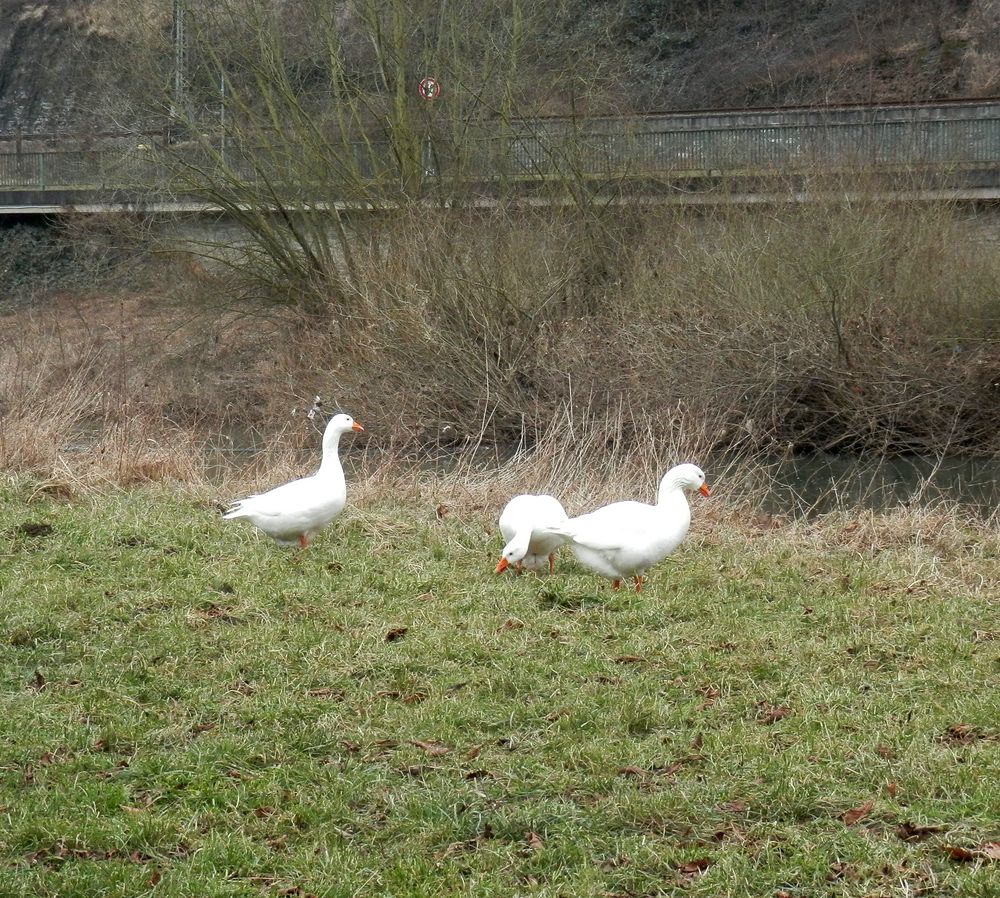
top-left (38, 151), bottom-right (44, 190)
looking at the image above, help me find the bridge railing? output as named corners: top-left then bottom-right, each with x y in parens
top-left (1, 100), bottom-right (998, 195)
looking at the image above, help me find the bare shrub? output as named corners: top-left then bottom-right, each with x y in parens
top-left (262, 190), bottom-right (1000, 461)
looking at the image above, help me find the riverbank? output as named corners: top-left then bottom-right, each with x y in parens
top-left (3, 196), bottom-right (1000, 495)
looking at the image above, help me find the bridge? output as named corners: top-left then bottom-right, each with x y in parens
top-left (1, 98), bottom-right (999, 215)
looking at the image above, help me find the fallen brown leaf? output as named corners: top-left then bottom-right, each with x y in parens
top-left (941, 723), bottom-right (995, 744)
top-left (981, 841), bottom-right (1000, 860)
top-left (497, 617), bottom-right (525, 633)
top-left (385, 626), bottom-right (409, 642)
top-left (618, 765), bottom-right (647, 778)
top-left (720, 799), bottom-right (748, 814)
top-left (674, 857), bottom-right (711, 875)
top-left (614, 655), bottom-right (645, 665)
top-left (29, 670), bottom-right (45, 692)
top-left (525, 831), bottom-right (544, 851)
top-left (942, 844), bottom-right (979, 862)
top-left (408, 739), bottom-right (450, 756)
top-left (875, 744), bottom-right (896, 758)
top-left (894, 821), bottom-right (942, 842)
top-left (464, 744), bottom-right (481, 761)
top-left (756, 703), bottom-right (791, 724)
top-left (840, 799), bottom-right (875, 826)
top-left (827, 861), bottom-right (859, 881)
top-left (940, 842), bottom-right (1000, 862)
top-left (435, 504), bottom-right (448, 519)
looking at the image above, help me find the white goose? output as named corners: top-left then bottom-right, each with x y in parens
top-left (223, 412), bottom-right (364, 548)
top-left (494, 494), bottom-right (569, 575)
top-left (543, 463), bottom-right (710, 591)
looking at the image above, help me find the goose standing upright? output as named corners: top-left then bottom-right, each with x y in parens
top-left (494, 494), bottom-right (569, 575)
top-left (543, 463), bottom-right (709, 591)
top-left (223, 412), bottom-right (364, 548)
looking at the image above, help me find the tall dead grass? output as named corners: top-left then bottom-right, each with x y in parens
top-left (277, 193), bottom-right (1000, 459)
top-left (2, 188), bottom-right (999, 517)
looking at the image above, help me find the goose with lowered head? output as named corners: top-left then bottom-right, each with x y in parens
top-left (494, 493), bottom-right (569, 575)
top-left (540, 463), bottom-right (709, 591)
top-left (223, 412), bottom-right (364, 548)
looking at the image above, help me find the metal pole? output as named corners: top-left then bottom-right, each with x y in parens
top-left (219, 72), bottom-right (226, 165)
top-left (171, 0), bottom-right (187, 136)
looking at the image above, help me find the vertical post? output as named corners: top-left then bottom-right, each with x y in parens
top-left (220, 72), bottom-right (226, 166)
top-left (170, 0), bottom-right (188, 140)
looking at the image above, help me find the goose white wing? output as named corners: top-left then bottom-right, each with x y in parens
top-left (499, 495), bottom-right (567, 541)
top-left (559, 501), bottom-right (657, 552)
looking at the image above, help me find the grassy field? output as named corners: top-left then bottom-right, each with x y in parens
top-left (1, 475), bottom-right (998, 897)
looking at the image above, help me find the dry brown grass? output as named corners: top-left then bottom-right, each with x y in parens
top-left (2, 192), bottom-right (999, 509)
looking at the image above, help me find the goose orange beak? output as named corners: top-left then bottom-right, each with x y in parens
top-left (699, 483), bottom-right (711, 497)
top-left (352, 422), bottom-right (365, 432)
top-left (495, 557), bottom-right (509, 574)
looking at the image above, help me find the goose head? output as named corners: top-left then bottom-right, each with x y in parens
top-left (657, 463), bottom-right (710, 504)
top-left (325, 413), bottom-right (365, 436)
top-left (321, 412), bottom-right (364, 453)
top-left (495, 528), bottom-right (531, 573)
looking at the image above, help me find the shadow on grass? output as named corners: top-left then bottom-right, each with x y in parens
top-left (536, 582), bottom-right (612, 611)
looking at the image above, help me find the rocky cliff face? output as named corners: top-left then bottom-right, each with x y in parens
top-left (0, 0), bottom-right (159, 133)
top-left (599, 0), bottom-right (1000, 110)
top-left (0, 0), bottom-right (997, 136)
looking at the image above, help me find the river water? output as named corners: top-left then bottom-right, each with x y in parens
top-left (735, 452), bottom-right (1000, 517)
top-left (209, 428), bottom-right (1000, 518)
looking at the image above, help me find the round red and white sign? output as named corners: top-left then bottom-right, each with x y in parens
top-left (418, 77), bottom-right (441, 100)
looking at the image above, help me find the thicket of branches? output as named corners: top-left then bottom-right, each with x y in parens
top-left (62, 0), bottom-right (997, 462)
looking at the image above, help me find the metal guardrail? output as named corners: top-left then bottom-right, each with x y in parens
top-left (1, 100), bottom-right (998, 194)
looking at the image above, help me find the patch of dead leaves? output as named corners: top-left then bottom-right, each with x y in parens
top-left (940, 723), bottom-right (994, 744)
top-left (942, 842), bottom-right (1000, 863)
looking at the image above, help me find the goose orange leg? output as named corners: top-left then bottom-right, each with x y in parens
top-left (548, 553), bottom-right (555, 575)
top-left (611, 578), bottom-right (621, 590)
top-left (298, 533), bottom-right (309, 549)
top-left (633, 575), bottom-right (643, 593)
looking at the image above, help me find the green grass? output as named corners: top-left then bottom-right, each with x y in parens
top-left (1, 478), bottom-right (998, 897)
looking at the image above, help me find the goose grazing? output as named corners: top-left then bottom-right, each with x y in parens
top-left (542, 463), bottom-right (709, 591)
top-left (495, 494), bottom-right (569, 575)
top-left (223, 412), bottom-right (364, 548)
